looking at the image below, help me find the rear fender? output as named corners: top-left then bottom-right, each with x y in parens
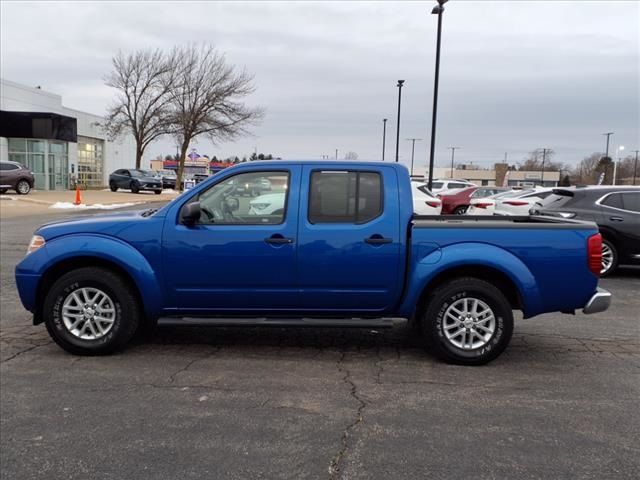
top-left (399, 242), bottom-right (542, 318)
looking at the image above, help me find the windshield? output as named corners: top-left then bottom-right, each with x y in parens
top-left (131, 169), bottom-right (157, 178)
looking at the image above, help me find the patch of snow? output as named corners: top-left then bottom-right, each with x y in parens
top-left (49, 202), bottom-right (141, 210)
top-left (0, 196), bottom-right (18, 201)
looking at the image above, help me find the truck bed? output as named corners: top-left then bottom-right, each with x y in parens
top-left (413, 214), bottom-right (597, 230)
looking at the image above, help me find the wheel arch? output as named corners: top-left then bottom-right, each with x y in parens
top-left (412, 265), bottom-right (523, 326)
top-left (27, 235), bottom-right (163, 325)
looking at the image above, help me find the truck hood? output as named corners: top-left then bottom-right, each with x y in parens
top-left (35, 209), bottom-right (160, 241)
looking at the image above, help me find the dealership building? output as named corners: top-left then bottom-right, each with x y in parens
top-left (0, 78), bottom-right (136, 190)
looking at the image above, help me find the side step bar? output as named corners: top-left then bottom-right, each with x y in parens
top-left (157, 316), bottom-right (404, 329)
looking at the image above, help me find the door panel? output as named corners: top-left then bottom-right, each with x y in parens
top-left (296, 166), bottom-right (402, 312)
top-left (162, 167), bottom-right (300, 311)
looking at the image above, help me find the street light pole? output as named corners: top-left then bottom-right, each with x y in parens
top-left (382, 118), bottom-right (388, 161)
top-left (447, 146), bottom-right (459, 177)
top-left (427, 0), bottom-right (448, 190)
top-left (633, 150), bottom-right (639, 186)
top-left (395, 80), bottom-right (405, 163)
top-left (613, 145), bottom-right (624, 185)
top-left (406, 138), bottom-right (423, 176)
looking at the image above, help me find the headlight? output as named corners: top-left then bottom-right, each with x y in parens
top-left (27, 235), bottom-right (45, 255)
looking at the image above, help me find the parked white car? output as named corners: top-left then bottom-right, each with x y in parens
top-left (494, 188), bottom-right (555, 216)
top-left (466, 189), bottom-right (529, 216)
top-left (429, 178), bottom-right (476, 194)
top-left (411, 181), bottom-right (442, 215)
top-left (248, 192), bottom-right (285, 215)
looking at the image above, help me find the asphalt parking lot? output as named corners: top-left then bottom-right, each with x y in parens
top-left (1, 206), bottom-right (639, 479)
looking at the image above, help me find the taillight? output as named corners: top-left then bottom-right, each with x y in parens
top-left (426, 201), bottom-right (440, 208)
top-left (503, 200), bottom-right (529, 206)
top-left (587, 233), bottom-right (602, 277)
top-left (474, 202), bottom-right (493, 209)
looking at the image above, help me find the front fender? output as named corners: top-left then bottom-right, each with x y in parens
top-left (15, 234), bottom-right (163, 319)
top-left (398, 242), bottom-right (542, 318)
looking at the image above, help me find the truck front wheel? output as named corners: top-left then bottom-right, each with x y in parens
top-left (422, 277), bottom-right (513, 365)
top-left (43, 267), bottom-right (141, 355)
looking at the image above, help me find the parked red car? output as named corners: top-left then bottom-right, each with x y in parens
top-left (439, 186), bottom-right (508, 214)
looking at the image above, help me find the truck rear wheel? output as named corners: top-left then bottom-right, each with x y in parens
top-left (422, 277), bottom-right (513, 365)
top-left (43, 267), bottom-right (141, 355)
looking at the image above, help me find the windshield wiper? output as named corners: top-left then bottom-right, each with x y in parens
top-left (141, 208), bottom-right (158, 217)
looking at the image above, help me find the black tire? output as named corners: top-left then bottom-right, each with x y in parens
top-left (154, 189), bottom-right (162, 195)
top-left (16, 180), bottom-right (31, 195)
top-left (453, 206), bottom-right (468, 215)
top-left (109, 182), bottom-right (118, 192)
top-left (43, 267), bottom-right (141, 355)
top-left (600, 238), bottom-right (618, 277)
top-left (421, 277), bottom-right (514, 365)
top-left (0, 188), bottom-right (7, 194)
top-left (130, 182), bottom-right (140, 194)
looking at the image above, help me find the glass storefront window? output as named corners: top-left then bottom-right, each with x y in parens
top-left (77, 136), bottom-right (105, 188)
top-left (8, 138), bottom-right (26, 153)
top-left (27, 140), bottom-right (45, 153)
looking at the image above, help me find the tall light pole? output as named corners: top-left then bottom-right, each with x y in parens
top-left (613, 145), bottom-right (624, 185)
top-left (427, 0), bottom-right (449, 190)
top-left (382, 118), bottom-right (388, 161)
top-left (602, 132), bottom-right (614, 159)
top-left (633, 150), bottom-right (639, 186)
top-left (448, 146), bottom-right (460, 177)
top-left (395, 80), bottom-right (405, 163)
top-left (406, 138), bottom-right (423, 176)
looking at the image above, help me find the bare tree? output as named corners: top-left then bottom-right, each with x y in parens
top-left (571, 152), bottom-right (601, 184)
top-left (344, 151), bottom-right (359, 160)
top-left (518, 149), bottom-right (562, 171)
top-left (167, 45), bottom-right (263, 189)
top-left (104, 49), bottom-right (178, 168)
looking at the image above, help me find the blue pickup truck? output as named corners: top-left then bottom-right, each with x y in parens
top-left (15, 161), bottom-right (611, 364)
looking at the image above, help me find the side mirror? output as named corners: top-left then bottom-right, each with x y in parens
top-left (181, 202), bottom-right (201, 225)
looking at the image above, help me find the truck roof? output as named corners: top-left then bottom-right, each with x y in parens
top-left (229, 160), bottom-right (409, 171)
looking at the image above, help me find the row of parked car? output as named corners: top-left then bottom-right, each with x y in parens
top-left (410, 178), bottom-right (639, 277)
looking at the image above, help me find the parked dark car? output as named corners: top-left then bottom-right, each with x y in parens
top-left (531, 186), bottom-right (640, 276)
top-left (439, 186), bottom-right (508, 214)
top-left (0, 161), bottom-right (35, 195)
top-left (159, 170), bottom-right (176, 189)
top-left (109, 169), bottom-right (162, 194)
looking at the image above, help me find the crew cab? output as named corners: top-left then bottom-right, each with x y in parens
top-left (15, 161), bottom-right (611, 365)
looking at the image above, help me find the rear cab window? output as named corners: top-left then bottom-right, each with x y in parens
top-left (308, 170), bottom-right (383, 224)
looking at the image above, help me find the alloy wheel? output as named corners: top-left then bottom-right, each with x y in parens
top-left (442, 297), bottom-right (496, 350)
top-left (61, 287), bottom-right (116, 340)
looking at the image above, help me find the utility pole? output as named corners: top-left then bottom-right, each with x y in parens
top-left (448, 146), bottom-right (460, 177)
top-left (540, 148), bottom-right (549, 187)
top-left (406, 138), bottom-right (423, 176)
top-left (602, 132), bottom-right (614, 159)
top-left (335, 149), bottom-right (338, 160)
top-left (382, 119), bottom-right (388, 161)
top-left (633, 150), bottom-right (639, 186)
top-left (395, 80), bottom-right (405, 163)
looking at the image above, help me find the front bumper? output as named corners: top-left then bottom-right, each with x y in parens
top-left (582, 288), bottom-right (611, 314)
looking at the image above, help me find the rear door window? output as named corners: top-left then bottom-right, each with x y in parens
top-left (601, 193), bottom-right (623, 209)
top-left (309, 171), bottom-right (383, 224)
top-left (621, 192), bottom-right (640, 213)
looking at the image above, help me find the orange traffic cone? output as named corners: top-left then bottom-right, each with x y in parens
top-left (73, 186), bottom-right (82, 205)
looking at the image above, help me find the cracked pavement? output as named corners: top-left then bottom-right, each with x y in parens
top-left (1, 208), bottom-right (639, 479)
